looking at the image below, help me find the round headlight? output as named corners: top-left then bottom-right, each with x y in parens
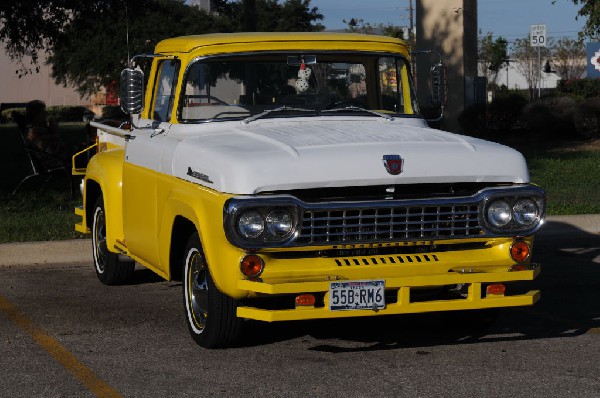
top-left (266, 210), bottom-right (294, 239)
top-left (238, 211), bottom-right (265, 238)
top-left (513, 199), bottom-right (538, 226)
top-left (487, 200), bottom-right (512, 227)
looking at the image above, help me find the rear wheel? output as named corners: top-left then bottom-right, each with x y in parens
top-left (91, 197), bottom-right (134, 285)
top-left (183, 232), bottom-right (242, 348)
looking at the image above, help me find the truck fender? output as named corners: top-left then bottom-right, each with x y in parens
top-left (158, 185), bottom-right (245, 298)
top-left (84, 149), bottom-right (126, 255)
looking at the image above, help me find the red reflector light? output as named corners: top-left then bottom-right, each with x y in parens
top-left (510, 264), bottom-right (527, 272)
top-left (510, 241), bottom-right (530, 262)
top-left (487, 283), bottom-right (506, 296)
top-left (295, 294), bottom-right (316, 307)
top-left (240, 254), bottom-right (264, 278)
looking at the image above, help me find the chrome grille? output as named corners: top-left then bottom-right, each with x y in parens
top-left (297, 204), bottom-right (482, 245)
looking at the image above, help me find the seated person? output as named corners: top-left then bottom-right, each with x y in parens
top-left (24, 100), bottom-right (69, 162)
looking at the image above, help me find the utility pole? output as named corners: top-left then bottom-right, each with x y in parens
top-left (538, 46), bottom-right (541, 98)
top-left (409, 0), bottom-right (414, 42)
top-left (504, 47), bottom-right (510, 89)
top-left (408, 0), bottom-right (416, 88)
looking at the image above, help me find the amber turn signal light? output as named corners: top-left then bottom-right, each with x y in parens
top-left (295, 294), bottom-right (316, 307)
top-left (510, 240), bottom-right (530, 263)
top-left (486, 283), bottom-right (506, 296)
top-left (240, 254), bottom-right (264, 278)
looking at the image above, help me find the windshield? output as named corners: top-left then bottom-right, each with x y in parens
top-left (178, 53), bottom-right (419, 122)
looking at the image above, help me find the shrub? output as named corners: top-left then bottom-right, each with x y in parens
top-left (2, 106), bottom-right (95, 124)
top-left (46, 106), bottom-right (94, 122)
top-left (573, 97), bottom-right (600, 140)
top-left (557, 79), bottom-right (600, 99)
top-left (458, 103), bottom-right (486, 136)
top-left (521, 96), bottom-right (579, 140)
top-left (521, 101), bottom-right (555, 135)
top-left (486, 94), bottom-right (528, 131)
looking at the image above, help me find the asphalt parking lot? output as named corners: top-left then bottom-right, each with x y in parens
top-left (1, 217), bottom-right (599, 397)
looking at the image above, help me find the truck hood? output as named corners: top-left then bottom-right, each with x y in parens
top-left (171, 118), bottom-right (529, 194)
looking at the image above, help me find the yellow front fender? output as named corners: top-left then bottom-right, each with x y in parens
top-left (84, 149), bottom-right (126, 254)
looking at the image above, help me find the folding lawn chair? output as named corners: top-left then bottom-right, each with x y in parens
top-left (11, 112), bottom-right (73, 195)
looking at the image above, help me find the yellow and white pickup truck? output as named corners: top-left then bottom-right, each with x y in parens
top-left (74, 32), bottom-right (545, 348)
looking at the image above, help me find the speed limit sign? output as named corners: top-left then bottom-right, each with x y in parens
top-left (531, 24), bottom-right (547, 47)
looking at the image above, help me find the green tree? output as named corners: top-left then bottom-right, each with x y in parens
top-left (512, 35), bottom-right (553, 100)
top-left (218, 0), bottom-right (324, 33)
top-left (552, 37), bottom-right (586, 80)
top-left (478, 33), bottom-right (508, 97)
top-left (558, 0), bottom-right (600, 39)
top-left (343, 18), bottom-right (375, 35)
top-left (342, 18), bottom-right (409, 45)
top-left (48, 0), bottom-right (223, 97)
top-left (0, 1), bottom-right (83, 76)
top-left (381, 24), bottom-right (407, 40)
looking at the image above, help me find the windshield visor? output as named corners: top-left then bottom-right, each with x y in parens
top-left (178, 53), bottom-right (419, 122)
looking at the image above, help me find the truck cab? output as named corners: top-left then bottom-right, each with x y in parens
top-left (74, 32), bottom-right (545, 348)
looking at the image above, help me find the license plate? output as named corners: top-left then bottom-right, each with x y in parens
top-left (329, 280), bottom-right (385, 311)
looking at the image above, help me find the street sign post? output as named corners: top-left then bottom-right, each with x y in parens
top-left (531, 24), bottom-right (547, 98)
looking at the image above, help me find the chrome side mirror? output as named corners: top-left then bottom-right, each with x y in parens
top-left (120, 68), bottom-right (144, 114)
top-left (430, 63), bottom-right (447, 106)
top-left (411, 50), bottom-right (446, 122)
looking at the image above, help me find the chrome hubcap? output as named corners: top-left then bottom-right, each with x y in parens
top-left (187, 251), bottom-right (208, 331)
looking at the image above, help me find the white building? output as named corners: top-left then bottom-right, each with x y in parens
top-left (0, 44), bottom-right (90, 107)
top-left (493, 59), bottom-right (561, 91)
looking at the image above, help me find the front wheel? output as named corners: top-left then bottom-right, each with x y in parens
top-left (91, 197), bottom-right (134, 285)
top-left (183, 233), bottom-right (242, 348)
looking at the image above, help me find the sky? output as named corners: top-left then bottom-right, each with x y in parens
top-left (311, 0), bottom-right (588, 46)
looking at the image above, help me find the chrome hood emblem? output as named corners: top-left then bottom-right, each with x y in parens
top-left (383, 155), bottom-right (403, 175)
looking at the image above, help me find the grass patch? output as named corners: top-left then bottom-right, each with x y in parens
top-left (0, 188), bottom-right (84, 244)
top-left (527, 149), bottom-right (600, 215)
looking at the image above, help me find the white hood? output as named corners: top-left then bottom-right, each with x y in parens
top-left (170, 117), bottom-right (529, 194)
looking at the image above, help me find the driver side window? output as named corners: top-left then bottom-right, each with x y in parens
top-left (152, 60), bottom-right (179, 122)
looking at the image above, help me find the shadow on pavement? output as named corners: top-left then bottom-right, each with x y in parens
top-left (128, 267), bottom-right (166, 285)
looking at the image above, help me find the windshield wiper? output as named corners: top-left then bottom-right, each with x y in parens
top-left (322, 106), bottom-right (394, 121)
top-left (242, 106), bottom-right (315, 124)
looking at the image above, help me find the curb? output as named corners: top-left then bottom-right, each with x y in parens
top-left (0, 215), bottom-right (599, 267)
top-left (0, 239), bottom-right (91, 267)
top-left (538, 214), bottom-right (600, 237)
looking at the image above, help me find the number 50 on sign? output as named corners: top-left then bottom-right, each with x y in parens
top-left (530, 24), bottom-right (547, 47)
